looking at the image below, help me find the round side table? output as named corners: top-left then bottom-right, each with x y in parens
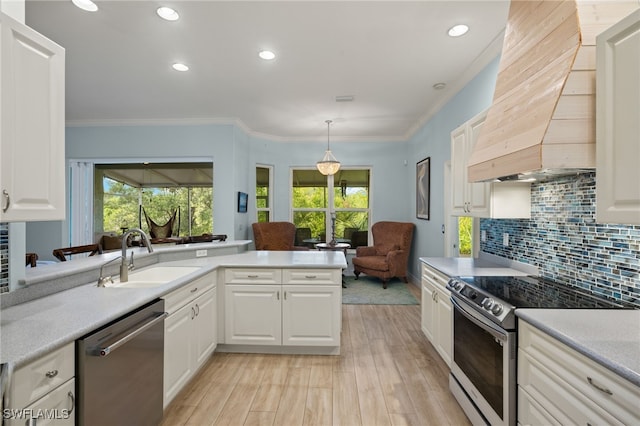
top-left (316, 242), bottom-right (351, 288)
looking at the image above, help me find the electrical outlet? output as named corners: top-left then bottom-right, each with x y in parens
top-left (503, 233), bottom-right (509, 247)
top-left (196, 249), bottom-right (207, 257)
top-left (481, 230), bottom-right (487, 242)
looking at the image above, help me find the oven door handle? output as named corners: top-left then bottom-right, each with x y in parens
top-left (450, 296), bottom-right (508, 341)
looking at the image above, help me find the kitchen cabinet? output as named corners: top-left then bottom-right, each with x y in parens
top-left (518, 321), bottom-right (640, 425)
top-left (7, 342), bottom-right (75, 425)
top-left (596, 9), bottom-right (640, 224)
top-left (420, 263), bottom-right (452, 367)
top-left (224, 268), bottom-right (341, 350)
top-left (0, 12), bottom-right (65, 222)
top-left (451, 109), bottom-right (531, 218)
top-left (163, 273), bottom-right (216, 408)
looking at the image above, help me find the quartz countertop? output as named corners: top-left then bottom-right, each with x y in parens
top-left (419, 252), bottom-right (537, 277)
top-left (0, 250), bottom-right (347, 370)
top-left (516, 309), bottom-right (640, 387)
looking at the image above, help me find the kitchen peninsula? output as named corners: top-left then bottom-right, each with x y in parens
top-left (1, 242), bottom-right (347, 401)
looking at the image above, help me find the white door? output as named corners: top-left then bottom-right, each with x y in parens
top-left (193, 287), bottom-right (217, 367)
top-left (224, 285), bottom-right (281, 345)
top-left (282, 285), bottom-right (340, 346)
top-left (163, 302), bottom-right (194, 407)
top-left (0, 13), bottom-right (65, 222)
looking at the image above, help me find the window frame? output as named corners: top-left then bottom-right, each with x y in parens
top-left (255, 164), bottom-right (273, 223)
top-left (290, 166), bottom-right (371, 245)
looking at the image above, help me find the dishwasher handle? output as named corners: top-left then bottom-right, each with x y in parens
top-left (95, 311), bottom-right (168, 357)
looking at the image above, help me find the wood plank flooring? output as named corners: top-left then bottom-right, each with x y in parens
top-left (161, 283), bottom-right (470, 426)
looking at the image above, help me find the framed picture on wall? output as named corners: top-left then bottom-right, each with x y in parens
top-left (416, 157), bottom-right (430, 220)
top-left (237, 192), bottom-right (248, 213)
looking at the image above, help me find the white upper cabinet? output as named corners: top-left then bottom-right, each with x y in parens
top-left (596, 8), bottom-right (640, 224)
top-left (451, 109), bottom-right (531, 218)
top-left (0, 12), bottom-right (65, 222)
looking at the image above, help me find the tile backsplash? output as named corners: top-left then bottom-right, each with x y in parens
top-left (1, 222), bottom-right (8, 293)
top-left (481, 172), bottom-right (640, 308)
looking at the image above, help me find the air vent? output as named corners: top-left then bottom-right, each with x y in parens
top-left (335, 95), bottom-right (354, 102)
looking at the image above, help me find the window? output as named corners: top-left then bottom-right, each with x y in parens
top-left (458, 216), bottom-right (472, 256)
top-left (291, 168), bottom-right (370, 246)
top-left (95, 163), bottom-right (213, 237)
top-left (256, 165), bottom-right (272, 222)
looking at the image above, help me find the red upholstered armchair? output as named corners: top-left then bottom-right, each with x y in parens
top-left (252, 222), bottom-right (309, 251)
top-left (352, 221), bottom-right (415, 288)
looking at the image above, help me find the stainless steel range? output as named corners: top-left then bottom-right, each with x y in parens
top-left (445, 275), bottom-right (626, 426)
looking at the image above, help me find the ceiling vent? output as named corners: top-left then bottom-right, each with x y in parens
top-left (335, 95), bottom-right (354, 102)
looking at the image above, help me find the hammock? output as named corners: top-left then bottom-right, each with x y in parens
top-left (142, 207), bottom-right (178, 239)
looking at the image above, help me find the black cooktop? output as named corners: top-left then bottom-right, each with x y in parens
top-left (457, 275), bottom-right (626, 309)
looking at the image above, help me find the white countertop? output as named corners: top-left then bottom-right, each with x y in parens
top-left (419, 253), bottom-right (537, 277)
top-left (516, 309), bottom-right (640, 387)
top-left (0, 250), bottom-right (347, 370)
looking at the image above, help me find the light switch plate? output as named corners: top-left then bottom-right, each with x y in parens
top-left (481, 230), bottom-right (487, 242)
top-left (196, 249), bottom-right (207, 257)
top-left (503, 233), bottom-right (509, 247)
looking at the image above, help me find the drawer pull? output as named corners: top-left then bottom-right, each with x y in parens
top-left (247, 274), bottom-right (259, 278)
top-left (68, 391), bottom-right (75, 414)
top-left (305, 275), bottom-right (317, 279)
top-left (2, 190), bottom-right (9, 213)
top-left (45, 370), bottom-right (58, 378)
top-left (587, 377), bottom-right (613, 395)
top-left (190, 287), bottom-right (198, 293)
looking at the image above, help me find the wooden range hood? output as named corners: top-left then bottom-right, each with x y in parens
top-left (468, 0), bottom-right (639, 182)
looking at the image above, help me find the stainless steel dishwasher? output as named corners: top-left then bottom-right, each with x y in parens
top-left (77, 299), bottom-right (167, 426)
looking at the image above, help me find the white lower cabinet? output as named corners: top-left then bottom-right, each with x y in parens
top-left (420, 264), bottom-right (452, 367)
top-left (225, 284), bottom-right (281, 345)
top-left (224, 268), bottom-right (342, 349)
top-left (163, 273), bottom-right (216, 408)
top-left (518, 321), bottom-right (640, 426)
top-left (7, 342), bottom-right (75, 425)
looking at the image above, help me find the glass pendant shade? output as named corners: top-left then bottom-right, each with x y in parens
top-left (316, 120), bottom-right (340, 176)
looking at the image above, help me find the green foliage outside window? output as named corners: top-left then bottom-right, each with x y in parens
top-left (103, 179), bottom-right (212, 236)
top-left (458, 216), bottom-right (472, 256)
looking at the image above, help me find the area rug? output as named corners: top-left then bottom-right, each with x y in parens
top-left (342, 276), bottom-right (419, 305)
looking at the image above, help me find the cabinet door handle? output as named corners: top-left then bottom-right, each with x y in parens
top-left (2, 190), bottom-right (9, 213)
top-left (276, 291), bottom-right (280, 300)
top-left (191, 306), bottom-right (196, 320)
top-left (195, 303), bottom-right (200, 316)
top-left (284, 291), bottom-right (287, 300)
top-left (67, 391), bottom-right (75, 414)
top-left (587, 377), bottom-right (613, 395)
top-left (45, 369), bottom-right (58, 379)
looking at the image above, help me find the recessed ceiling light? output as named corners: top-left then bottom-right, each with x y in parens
top-left (448, 24), bottom-right (469, 37)
top-left (433, 82), bottom-right (446, 90)
top-left (157, 7), bottom-right (179, 21)
top-left (258, 50), bottom-right (276, 60)
top-left (72, 0), bottom-right (98, 12)
top-left (172, 63), bottom-right (189, 72)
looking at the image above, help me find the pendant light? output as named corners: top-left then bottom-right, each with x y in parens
top-left (316, 120), bottom-right (340, 176)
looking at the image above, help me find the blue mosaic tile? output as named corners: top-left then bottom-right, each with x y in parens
top-left (481, 172), bottom-right (640, 308)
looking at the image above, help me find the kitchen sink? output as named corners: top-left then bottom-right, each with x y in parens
top-left (108, 266), bottom-right (201, 288)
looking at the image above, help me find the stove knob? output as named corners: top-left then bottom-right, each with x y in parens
top-left (482, 298), bottom-right (494, 310)
top-left (491, 304), bottom-right (504, 316)
top-left (469, 291), bottom-right (478, 300)
top-left (454, 282), bottom-right (463, 291)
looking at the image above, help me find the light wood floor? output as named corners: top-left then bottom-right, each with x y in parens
top-left (161, 283), bottom-right (470, 426)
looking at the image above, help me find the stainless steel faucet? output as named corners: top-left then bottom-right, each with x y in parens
top-left (120, 228), bottom-right (154, 283)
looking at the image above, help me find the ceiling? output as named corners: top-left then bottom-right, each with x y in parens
top-left (97, 162), bottom-right (213, 187)
top-left (25, 0), bottom-right (509, 141)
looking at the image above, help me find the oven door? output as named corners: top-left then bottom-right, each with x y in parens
top-left (450, 295), bottom-right (516, 426)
